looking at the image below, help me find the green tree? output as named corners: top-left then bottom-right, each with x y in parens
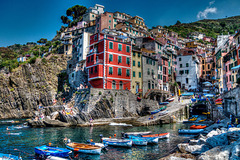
top-left (61, 16), bottom-right (70, 25)
top-left (61, 5), bottom-right (87, 25)
top-left (220, 22), bottom-right (226, 28)
top-left (37, 38), bottom-right (48, 45)
top-left (175, 20), bottom-right (181, 25)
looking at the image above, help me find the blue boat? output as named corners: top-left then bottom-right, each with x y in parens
top-left (151, 109), bottom-right (161, 115)
top-left (0, 153), bottom-right (22, 160)
top-left (102, 138), bottom-right (132, 147)
top-left (178, 129), bottom-right (204, 134)
top-left (127, 135), bottom-right (158, 144)
top-left (125, 138), bottom-right (147, 146)
top-left (159, 102), bottom-right (169, 105)
top-left (34, 145), bottom-right (71, 158)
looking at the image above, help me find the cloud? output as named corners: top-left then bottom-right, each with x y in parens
top-left (197, 1), bottom-right (217, 19)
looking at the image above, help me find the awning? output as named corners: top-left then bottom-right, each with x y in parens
top-left (231, 65), bottom-right (240, 71)
top-left (181, 92), bottom-right (194, 96)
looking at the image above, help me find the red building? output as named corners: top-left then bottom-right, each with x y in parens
top-left (86, 33), bottom-right (132, 90)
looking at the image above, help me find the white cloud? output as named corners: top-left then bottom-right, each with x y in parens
top-left (197, 7), bottom-right (217, 19)
top-left (209, 0), bottom-right (215, 6)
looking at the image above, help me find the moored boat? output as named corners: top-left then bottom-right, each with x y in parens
top-left (0, 153), bottom-right (22, 160)
top-left (151, 109), bottom-right (161, 115)
top-left (141, 132), bottom-right (170, 139)
top-left (102, 138), bottom-right (132, 147)
top-left (34, 145), bottom-right (71, 158)
top-left (127, 135), bottom-right (158, 144)
top-left (178, 129), bottom-right (204, 134)
top-left (159, 102), bottom-right (169, 105)
top-left (166, 98), bottom-right (174, 102)
top-left (190, 125), bottom-right (207, 129)
top-left (124, 131), bottom-right (152, 136)
top-left (66, 142), bottom-right (101, 155)
top-left (124, 138), bottom-right (147, 146)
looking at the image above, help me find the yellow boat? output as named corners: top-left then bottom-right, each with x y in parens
top-left (202, 112), bottom-right (210, 115)
top-left (189, 117), bottom-right (197, 121)
top-left (199, 119), bottom-right (206, 122)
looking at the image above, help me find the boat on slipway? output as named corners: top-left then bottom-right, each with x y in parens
top-left (66, 142), bottom-right (102, 155)
top-left (34, 145), bottom-right (71, 158)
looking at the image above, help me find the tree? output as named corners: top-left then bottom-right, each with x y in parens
top-left (61, 16), bottom-right (70, 25)
top-left (220, 22), bottom-right (226, 28)
top-left (175, 20), bottom-right (181, 25)
top-left (61, 5), bottom-right (87, 25)
top-left (37, 38), bottom-right (48, 45)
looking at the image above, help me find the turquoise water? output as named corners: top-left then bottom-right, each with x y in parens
top-left (0, 120), bottom-right (188, 160)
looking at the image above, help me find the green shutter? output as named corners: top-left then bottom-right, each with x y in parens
top-left (138, 53), bottom-right (140, 57)
top-left (118, 44), bottom-right (122, 51)
top-left (127, 69), bottom-right (130, 76)
top-left (118, 56), bottom-right (122, 63)
top-left (133, 71), bottom-right (135, 77)
top-left (109, 42), bottom-right (113, 49)
top-left (126, 46), bottom-right (130, 52)
top-left (127, 57), bottom-right (130, 65)
top-left (109, 54), bottom-right (113, 61)
top-left (138, 61), bottom-right (140, 67)
top-left (133, 60), bottom-right (135, 66)
top-left (109, 67), bottom-right (113, 74)
top-left (139, 72), bottom-right (141, 78)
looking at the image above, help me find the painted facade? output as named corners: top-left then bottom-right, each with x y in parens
top-left (131, 49), bottom-right (142, 96)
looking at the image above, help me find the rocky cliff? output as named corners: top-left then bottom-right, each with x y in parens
top-left (0, 55), bottom-right (68, 119)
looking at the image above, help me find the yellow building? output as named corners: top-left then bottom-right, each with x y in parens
top-left (131, 49), bottom-right (143, 97)
top-left (61, 29), bottom-right (73, 55)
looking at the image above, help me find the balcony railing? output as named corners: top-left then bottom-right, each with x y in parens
top-left (94, 59), bottom-right (104, 64)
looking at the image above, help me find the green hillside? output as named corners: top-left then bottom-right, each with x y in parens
top-left (165, 16), bottom-right (240, 38)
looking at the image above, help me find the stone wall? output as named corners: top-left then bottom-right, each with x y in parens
top-left (223, 87), bottom-right (240, 117)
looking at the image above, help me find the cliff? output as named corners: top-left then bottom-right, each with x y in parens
top-left (0, 55), bottom-right (68, 119)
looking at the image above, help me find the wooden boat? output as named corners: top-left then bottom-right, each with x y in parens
top-left (159, 102), bottom-right (169, 105)
top-left (215, 101), bottom-right (222, 105)
top-left (151, 109), bottom-right (161, 115)
top-left (141, 132), bottom-right (170, 139)
top-left (34, 145), bottom-right (71, 158)
top-left (178, 129), bottom-right (204, 134)
top-left (66, 142), bottom-right (101, 155)
top-left (215, 98), bottom-right (223, 102)
top-left (46, 156), bottom-right (68, 160)
top-left (124, 131), bottom-right (152, 136)
top-left (167, 98), bottom-right (174, 102)
top-left (102, 138), bottom-right (132, 147)
top-left (189, 117), bottom-right (197, 121)
top-left (127, 135), bottom-right (159, 144)
top-left (124, 138), bottom-right (147, 146)
top-left (0, 153), bottom-right (21, 160)
top-left (198, 119), bottom-right (206, 122)
top-left (190, 125), bottom-right (207, 129)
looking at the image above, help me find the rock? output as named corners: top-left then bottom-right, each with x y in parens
top-left (50, 111), bottom-right (59, 120)
top-left (198, 146), bottom-right (231, 160)
top-left (186, 144), bottom-right (210, 155)
top-left (197, 138), bottom-right (207, 145)
top-left (28, 120), bottom-right (45, 127)
top-left (169, 156), bottom-right (193, 160)
top-left (43, 119), bottom-right (70, 127)
top-left (189, 139), bottom-right (198, 145)
top-left (228, 127), bottom-right (240, 132)
top-left (206, 130), bottom-right (220, 138)
top-left (178, 143), bottom-right (189, 153)
top-left (159, 153), bottom-right (196, 160)
top-left (206, 133), bottom-right (228, 148)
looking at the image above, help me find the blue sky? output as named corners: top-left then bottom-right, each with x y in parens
top-left (0, 0), bottom-right (239, 47)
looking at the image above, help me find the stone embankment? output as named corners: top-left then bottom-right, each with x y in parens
top-left (161, 118), bottom-right (240, 160)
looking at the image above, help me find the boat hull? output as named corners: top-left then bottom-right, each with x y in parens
top-left (66, 146), bottom-right (101, 155)
top-left (102, 138), bottom-right (132, 147)
top-left (34, 145), bottom-right (71, 158)
top-left (125, 138), bottom-right (147, 146)
top-left (142, 132), bottom-right (170, 139)
top-left (124, 131), bottom-right (152, 136)
top-left (0, 153), bottom-right (21, 160)
top-left (178, 129), bottom-right (204, 134)
top-left (66, 143), bottom-right (101, 155)
top-left (128, 136), bottom-right (158, 144)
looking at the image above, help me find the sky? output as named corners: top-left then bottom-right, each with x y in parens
top-left (0, 0), bottom-right (240, 47)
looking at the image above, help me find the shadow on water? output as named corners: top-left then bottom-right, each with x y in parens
top-left (0, 120), bottom-right (190, 160)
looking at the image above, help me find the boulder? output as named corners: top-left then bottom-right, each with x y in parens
top-left (198, 146), bottom-right (231, 160)
top-left (169, 156), bottom-right (193, 160)
top-left (50, 111), bottom-right (59, 120)
top-left (43, 119), bottom-right (70, 127)
top-left (186, 144), bottom-right (210, 155)
top-left (206, 133), bottom-right (228, 148)
top-left (178, 143), bottom-right (189, 153)
top-left (28, 120), bottom-right (45, 127)
top-left (189, 139), bottom-right (199, 145)
top-left (206, 130), bottom-right (220, 138)
top-left (230, 144), bottom-right (240, 160)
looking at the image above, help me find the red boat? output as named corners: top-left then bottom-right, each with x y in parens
top-left (141, 132), bottom-right (169, 139)
top-left (215, 98), bottom-right (223, 102)
top-left (190, 125), bottom-right (207, 129)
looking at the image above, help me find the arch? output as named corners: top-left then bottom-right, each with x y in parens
top-left (112, 80), bottom-right (116, 89)
top-left (119, 81), bottom-right (123, 89)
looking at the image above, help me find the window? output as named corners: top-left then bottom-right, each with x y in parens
top-left (203, 65), bottom-right (205, 70)
top-left (185, 70), bottom-right (189, 74)
top-left (114, 19), bottom-right (116, 22)
top-left (208, 64), bottom-right (210, 69)
top-left (94, 35), bottom-right (97, 41)
top-left (180, 64), bottom-right (182, 68)
top-left (92, 15), bottom-right (94, 18)
top-left (149, 59), bottom-right (152, 65)
top-left (138, 61), bottom-right (140, 67)
top-left (239, 50), bottom-right (240, 58)
top-left (127, 57), bottom-right (130, 65)
top-left (109, 15), bottom-right (111, 17)
top-left (138, 53), bottom-right (140, 57)
top-left (90, 67), bottom-right (93, 74)
top-left (139, 72), bottom-right (141, 78)
top-left (160, 75), bottom-right (162, 80)
top-left (126, 46), bottom-right (130, 52)
top-left (91, 55), bottom-right (94, 62)
top-left (94, 66), bottom-right (98, 73)
top-left (152, 69), bottom-right (154, 75)
top-left (118, 44), bottom-right (122, 51)
top-left (226, 66), bottom-right (228, 72)
top-left (119, 81), bottom-right (123, 89)
top-left (146, 58), bottom-right (148, 64)
top-left (160, 65), bottom-right (162, 71)
top-left (202, 60), bottom-right (204, 64)
top-left (109, 20), bottom-right (111, 23)
top-left (153, 60), bottom-right (155, 66)
top-left (226, 76), bottom-right (228, 82)
top-left (133, 52), bottom-right (136, 56)
top-left (109, 67), bottom-right (113, 74)
top-left (179, 70), bottom-right (184, 74)
top-left (112, 80), bottom-right (116, 89)
top-left (232, 75), bottom-right (235, 82)
top-left (87, 57), bottom-right (90, 63)
top-left (147, 68), bottom-right (150, 75)
top-left (118, 56), bottom-right (122, 63)
top-left (118, 68), bottom-right (122, 75)
top-left (186, 78), bottom-right (188, 84)
top-left (152, 82), bottom-right (154, 89)
top-left (229, 75), bottom-right (231, 81)
top-left (109, 26), bottom-right (111, 29)
top-left (133, 60), bottom-right (136, 66)
top-left (126, 69), bottom-right (130, 76)
top-left (133, 71), bottom-right (135, 77)
top-left (114, 24), bottom-right (116, 28)
top-left (148, 81), bottom-right (151, 89)
top-left (186, 63), bottom-right (189, 67)
top-left (179, 58), bottom-right (181, 61)
top-left (109, 42), bottom-right (113, 49)
top-left (109, 54), bottom-right (113, 61)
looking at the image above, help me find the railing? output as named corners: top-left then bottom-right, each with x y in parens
top-left (93, 59), bottom-right (104, 64)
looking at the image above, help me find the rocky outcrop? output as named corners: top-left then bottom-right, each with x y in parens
top-left (0, 55), bottom-right (68, 119)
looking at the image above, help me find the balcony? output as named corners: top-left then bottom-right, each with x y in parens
top-left (93, 59), bottom-right (104, 64)
top-left (63, 35), bottom-right (72, 40)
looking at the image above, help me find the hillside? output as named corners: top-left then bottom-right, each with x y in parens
top-left (166, 16), bottom-right (240, 38)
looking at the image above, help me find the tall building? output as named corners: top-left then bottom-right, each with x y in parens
top-left (86, 32), bottom-right (132, 90)
top-left (131, 48), bottom-right (142, 96)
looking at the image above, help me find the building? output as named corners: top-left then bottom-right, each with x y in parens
top-left (95, 12), bottom-right (117, 33)
top-left (83, 4), bottom-right (104, 22)
top-left (131, 48), bottom-right (142, 96)
top-left (201, 55), bottom-right (216, 82)
top-left (61, 29), bottom-right (73, 55)
top-left (86, 32), bottom-right (132, 90)
top-left (176, 49), bottom-right (200, 90)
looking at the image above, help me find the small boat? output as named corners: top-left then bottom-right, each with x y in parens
top-left (66, 142), bottom-right (101, 155)
top-left (198, 119), bottom-right (207, 122)
top-left (46, 156), bottom-right (69, 160)
top-left (89, 142), bottom-right (107, 148)
top-left (159, 111), bottom-right (169, 116)
top-left (178, 129), bottom-right (204, 134)
top-left (151, 109), bottom-right (161, 115)
top-left (109, 122), bottom-right (132, 126)
top-left (215, 98), bottom-right (223, 102)
top-left (215, 101), bottom-right (222, 105)
top-left (159, 102), bottom-right (169, 105)
top-left (202, 112), bottom-right (210, 115)
top-left (102, 138), bottom-right (132, 147)
top-left (34, 145), bottom-right (71, 158)
top-left (189, 117), bottom-right (197, 121)
top-left (166, 98), bottom-right (174, 102)
top-left (190, 125), bottom-right (207, 129)
top-left (127, 135), bottom-right (158, 144)
top-left (124, 131), bottom-right (152, 136)
top-left (124, 138), bottom-right (147, 146)
top-left (7, 132), bottom-right (22, 135)
top-left (0, 153), bottom-right (22, 160)
top-left (141, 132), bottom-right (170, 139)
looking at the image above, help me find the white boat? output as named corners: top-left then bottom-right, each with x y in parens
top-left (90, 142), bottom-right (107, 148)
top-left (47, 156), bottom-right (69, 160)
top-left (66, 142), bottom-right (101, 155)
top-left (6, 132), bottom-right (22, 135)
top-left (178, 129), bottom-right (204, 134)
top-left (124, 131), bottom-right (152, 136)
top-left (109, 123), bottom-right (132, 126)
top-left (102, 138), bottom-right (132, 147)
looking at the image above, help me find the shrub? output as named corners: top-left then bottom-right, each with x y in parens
top-left (42, 58), bottom-right (47, 64)
top-left (29, 56), bottom-right (37, 64)
top-left (99, 91), bottom-right (102, 95)
top-left (86, 91), bottom-right (89, 94)
top-left (91, 94), bottom-right (93, 96)
top-left (81, 91), bottom-right (84, 94)
top-left (75, 91), bottom-right (80, 94)
top-left (10, 88), bottom-right (14, 92)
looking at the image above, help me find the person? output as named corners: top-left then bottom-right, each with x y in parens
top-left (62, 109), bottom-right (66, 116)
top-left (230, 114), bottom-right (232, 123)
top-left (235, 118), bottom-right (239, 126)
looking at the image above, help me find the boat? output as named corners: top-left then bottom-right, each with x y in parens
top-left (159, 102), bottom-right (169, 105)
top-left (0, 153), bottom-right (22, 160)
top-left (124, 131), bottom-right (152, 136)
top-left (66, 142), bottom-right (101, 155)
top-left (190, 125), bottom-right (207, 129)
top-left (215, 101), bottom-right (222, 105)
top-left (7, 132), bottom-right (22, 135)
top-left (215, 98), bottom-right (223, 102)
top-left (198, 119), bottom-right (206, 122)
top-left (34, 145), bottom-right (71, 158)
top-left (127, 135), bottom-right (158, 144)
top-left (202, 112), bottom-right (210, 115)
top-left (189, 117), bottom-right (197, 121)
top-left (141, 132), bottom-right (170, 139)
top-left (109, 122), bottom-right (132, 126)
top-left (151, 109), bottom-right (161, 115)
top-left (124, 138), bottom-right (147, 146)
top-left (178, 129), bottom-right (204, 134)
top-left (46, 156), bottom-right (69, 160)
top-left (159, 111), bottom-right (169, 116)
top-left (166, 98), bottom-right (174, 102)
top-left (102, 138), bottom-right (132, 147)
